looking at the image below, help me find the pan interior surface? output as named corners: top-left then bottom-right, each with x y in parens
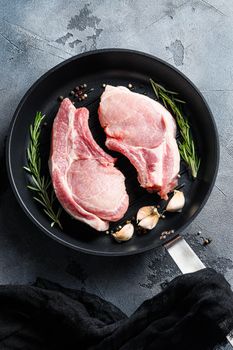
top-left (6, 49), bottom-right (219, 256)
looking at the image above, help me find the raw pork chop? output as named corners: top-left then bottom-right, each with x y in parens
top-left (98, 85), bottom-right (180, 199)
top-left (50, 98), bottom-right (129, 231)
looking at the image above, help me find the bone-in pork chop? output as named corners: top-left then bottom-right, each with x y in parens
top-left (98, 85), bottom-right (180, 199)
top-left (50, 98), bottom-right (129, 231)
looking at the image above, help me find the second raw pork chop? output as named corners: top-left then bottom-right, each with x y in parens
top-left (50, 98), bottom-right (129, 231)
top-left (98, 85), bottom-right (180, 199)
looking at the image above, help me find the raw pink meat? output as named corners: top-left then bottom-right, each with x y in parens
top-left (50, 98), bottom-right (129, 231)
top-left (98, 85), bottom-right (180, 199)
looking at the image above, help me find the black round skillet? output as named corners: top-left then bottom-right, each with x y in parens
top-left (6, 49), bottom-right (219, 256)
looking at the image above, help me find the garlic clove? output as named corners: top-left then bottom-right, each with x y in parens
top-left (166, 190), bottom-right (185, 212)
top-left (136, 206), bottom-right (160, 230)
top-left (136, 206), bottom-right (155, 223)
top-left (138, 210), bottom-right (160, 230)
top-left (112, 223), bottom-right (134, 243)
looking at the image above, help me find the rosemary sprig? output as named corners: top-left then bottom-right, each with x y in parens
top-left (150, 79), bottom-right (200, 178)
top-left (24, 112), bottom-right (62, 229)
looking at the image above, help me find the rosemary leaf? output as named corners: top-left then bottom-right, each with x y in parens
top-left (174, 98), bottom-right (186, 104)
top-left (23, 166), bottom-right (31, 173)
top-left (27, 185), bottom-right (41, 192)
top-left (166, 90), bottom-right (179, 95)
top-left (43, 209), bottom-right (55, 220)
top-left (33, 196), bottom-right (47, 207)
top-left (150, 79), bottom-right (200, 178)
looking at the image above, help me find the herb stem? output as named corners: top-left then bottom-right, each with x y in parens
top-left (24, 112), bottom-right (62, 229)
top-left (150, 79), bottom-right (200, 178)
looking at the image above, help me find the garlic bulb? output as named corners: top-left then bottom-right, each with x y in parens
top-left (166, 190), bottom-right (185, 212)
top-left (137, 206), bottom-right (160, 230)
top-left (112, 223), bottom-right (134, 243)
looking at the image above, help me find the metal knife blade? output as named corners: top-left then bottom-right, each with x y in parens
top-left (164, 235), bottom-right (205, 273)
top-left (164, 235), bottom-right (233, 347)
top-left (227, 333), bottom-right (233, 346)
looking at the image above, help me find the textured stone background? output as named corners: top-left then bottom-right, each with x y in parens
top-left (0, 1), bottom-right (233, 348)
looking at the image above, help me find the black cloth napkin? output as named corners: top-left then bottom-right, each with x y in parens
top-left (0, 268), bottom-right (232, 350)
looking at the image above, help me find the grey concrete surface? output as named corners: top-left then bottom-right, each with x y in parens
top-left (0, 0), bottom-right (233, 348)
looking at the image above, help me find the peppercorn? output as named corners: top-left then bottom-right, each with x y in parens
top-left (202, 237), bottom-right (212, 246)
